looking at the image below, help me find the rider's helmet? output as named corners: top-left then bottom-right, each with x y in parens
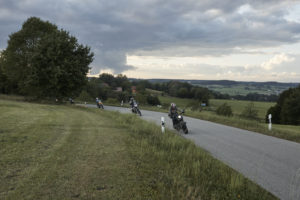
top-left (171, 103), bottom-right (176, 109)
top-left (96, 97), bottom-right (99, 100)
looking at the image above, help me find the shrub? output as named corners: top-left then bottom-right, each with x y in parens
top-left (135, 93), bottom-right (147, 105)
top-left (105, 98), bottom-right (119, 104)
top-left (76, 90), bottom-right (93, 102)
top-left (265, 105), bottom-right (281, 124)
top-left (241, 102), bottom-right (259, 120)
top-left (216, 103), bottom-right (233, 117)
top-left (146, 95), bottom-right (161, 105)
top-left (187, 100), bottom-right (201, 111)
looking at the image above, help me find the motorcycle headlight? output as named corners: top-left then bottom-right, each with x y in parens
top-left (178, 115), bottom-right (182, 119)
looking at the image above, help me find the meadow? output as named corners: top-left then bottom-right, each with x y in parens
top-left (0, 98), bottom-right (276, 199)
top-left (195, 84), bottom-right (288, 96)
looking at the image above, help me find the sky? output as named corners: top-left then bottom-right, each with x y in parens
top-left (1, 0), bottom-right (300, 82)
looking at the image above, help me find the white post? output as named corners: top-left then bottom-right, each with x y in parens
top-left (161, 117), bottom-right (165, 133)
top-left (121, 100), bottom-right (123, 106)
top-left (268, 114), bottom-right (272, 131)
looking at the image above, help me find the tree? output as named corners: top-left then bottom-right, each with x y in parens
top-left (85, 78), bottom-right (108, 100)
top-left (0, 52), bottom-right (7, 93)
top-left (241, 102), bottom-right (259, 120)
top-left (265, 105), bottom-right (281, 124)
top-left (280, 88), bottom-right (300, 125)
top-left (1, 17), bottom-right (94, 98)
top-left (192, 87), bottom-right (210, 105)
top-left (146, 95), bottom-right (161, 105)
top-left (216, 103), bottom-right (233, 117)
top-left (115, 74), bottom-right (131, 91)
top-left (99, 73), bottom-right (115, 86)
top-left (266, 85), bottom-right (300, 125)
top-left (177, 87), bottom-right (189, 98)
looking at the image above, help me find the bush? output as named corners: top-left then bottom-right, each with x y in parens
top-left (135, 93), bottom-right (147, 105)
top-left (146, 95), bottom-right (161, 105)
top-left (216, 103), bottom-right (233, 117)
top-left (76, 90), bottom-right (93, 102)
top-left (265, 105), bottom-right (281, 124)
top-left (241, 102), bottom-right (259, 120)
top-left (105, 98), bottom-right (119, 104)
top-left (187, 100), bottom-right (201, 111)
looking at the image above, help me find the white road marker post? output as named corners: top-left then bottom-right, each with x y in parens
top-left (161, 117), bottom-right (165, 133)
top-left (268, 114), bottom-right (272, 131)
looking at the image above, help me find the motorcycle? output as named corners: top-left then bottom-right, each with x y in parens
top-left (131, 102), bottom-right (142, 116)
top-left (172, 110), bottom-right (188, 134)
top-left (97, 101), bottom-right (104, 109)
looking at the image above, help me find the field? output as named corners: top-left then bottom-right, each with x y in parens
top-left (158, 96), bottom-right (274, 120)
top-left (0, 99), bottom-right (276, 199)
top-left (193, 83), bottom-right (294, 96)
top-left (209, 99), bottom-right (275, 120)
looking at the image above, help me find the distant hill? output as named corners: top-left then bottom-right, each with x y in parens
top-left (129, 78), bottom-right (299, 96)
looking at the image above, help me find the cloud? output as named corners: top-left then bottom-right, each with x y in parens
top-left (0, 0), bottom-right (300, 75)
top-left (261, 53), bottom-right (295, 70)
top-left (90, 49), bottom-right (136, 74)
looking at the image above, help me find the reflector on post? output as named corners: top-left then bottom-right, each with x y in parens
top-left (161, 117), bottom-right (165, 133)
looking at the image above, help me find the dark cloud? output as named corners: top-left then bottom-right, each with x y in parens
top-left (0, 0), bottom-right (299, 74)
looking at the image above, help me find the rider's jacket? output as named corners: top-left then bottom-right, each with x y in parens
top-left (169, 106), bottom-right (178, 118)
top-left (129, 99), bottom-right (136, 107)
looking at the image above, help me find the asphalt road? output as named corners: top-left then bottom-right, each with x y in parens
top-left (88, 104), bottom-right (300, 200)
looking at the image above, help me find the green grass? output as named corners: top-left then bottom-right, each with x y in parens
top-left (209, 99), bottom-right (275, 120)
top-left (0, 100), bottom-right (138, 199)
top-left (158, 96), bottom-right (274, 120)
top-left (159, 95), bottom-right (196, 108)
top-left (197, 84), bottom-right (286, 96)
top-left (146, 88), bottom-right (163, 95)
top-left (0, 99), bottom-right (276, 199)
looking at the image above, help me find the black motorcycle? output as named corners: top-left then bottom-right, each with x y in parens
top-left (132, 102), bottom-right (142, 116)
top-left (172, 110), bottom-right (188, 134)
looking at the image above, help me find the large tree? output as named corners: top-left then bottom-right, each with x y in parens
top-left (0, 52), bottom-right (7, 93)
top-left (266, 85), bottom-right (300, 125)
top-left (1, 17), bottom-right (94, 98)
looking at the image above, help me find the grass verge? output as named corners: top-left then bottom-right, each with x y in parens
top-left (0, 99), bottom-right (276, 199)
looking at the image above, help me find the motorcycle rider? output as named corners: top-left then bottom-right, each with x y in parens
top-left (69, 98), bottom-right (74, 104)
top-left (96, 97), bottom-right (102, 108)
top-left (129, 97), bottom-right (136, 109)
top-left (168, 103), bottom-right (181, 127)
top-left (129, 97), bottom-right (142, 116)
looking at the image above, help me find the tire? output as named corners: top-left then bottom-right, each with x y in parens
top-left (184, 128), bottom-right (188, 134)
top-left (182, 123), bottom-right (188, 134)
top-left (137, 109), bottom-right (142, 116)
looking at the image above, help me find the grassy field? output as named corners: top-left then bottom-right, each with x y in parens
top-left (158, 96), bottom-right (274, 120)
top-left (194, 84), bottom-right (288, 96)
top-left (209, 99), bottom-right (275, 120)
top-left (0, 99), bottom-right (276, 199)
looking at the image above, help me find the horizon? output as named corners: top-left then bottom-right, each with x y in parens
top-left (87, 73), bottom-right (300, 84)
top-left (1, 0), bottom-right (300, 82)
